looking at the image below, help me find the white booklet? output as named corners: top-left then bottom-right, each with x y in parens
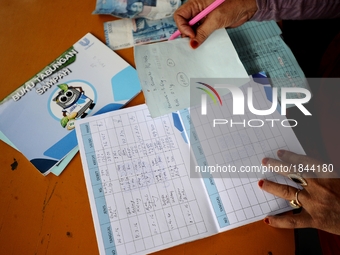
top-left (75, 75), bottom-right (304, 255)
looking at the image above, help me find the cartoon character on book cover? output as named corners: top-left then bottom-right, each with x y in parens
top-left (53, 83), bottom-right (95, 130)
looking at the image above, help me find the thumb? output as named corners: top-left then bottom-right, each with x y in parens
top-left (190, 17), bottom-right (222, 49)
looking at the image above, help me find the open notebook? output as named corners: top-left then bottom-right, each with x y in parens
top-left (75, 75), bottom-right (304, 255)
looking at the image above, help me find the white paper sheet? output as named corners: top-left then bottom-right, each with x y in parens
top-left (134, 28), bottom-right (249, 117)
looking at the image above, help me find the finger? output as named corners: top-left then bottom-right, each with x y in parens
top-left (173, 14), bottom-right (196, 39)
top-left (276, 150), bottom-right (338, 178)
top-left (173, 1), bottom-right (205, 39)
top-left (277, 150), bottom-right (321, 166)
top-left (261, 156), bottom-right (312, 181)
top-left (259, 179), bottom-right (309, 204)
top-left (262, 150), bottom-right (336, 181)
top-left (191, 19), bottom-right (220, 48)
top-left (262, 155), bottom-right (318, 185)
top-left (264, 209), bottom-right (313, 229)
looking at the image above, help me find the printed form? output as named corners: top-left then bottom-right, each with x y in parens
top-left (183, 75), bottom-right (303, 231)
top-left (75, 77), bottom-right (305, 255)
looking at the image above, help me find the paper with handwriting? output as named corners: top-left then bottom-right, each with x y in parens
top-left (134, 28), bottom-right (249, 117)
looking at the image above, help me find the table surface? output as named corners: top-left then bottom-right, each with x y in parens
top-left (0, 0), bottom-right (295, 254)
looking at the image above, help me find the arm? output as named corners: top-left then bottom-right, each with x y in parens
top-left (173, 0), bottom-right (340, 48)
top-left (252, 0), bottom-right (340, 21)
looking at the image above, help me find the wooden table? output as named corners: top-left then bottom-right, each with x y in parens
top-left (0, 1), bottom-right (295, 254)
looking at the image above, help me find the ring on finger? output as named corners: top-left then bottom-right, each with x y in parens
top-left (289, 189), bottom-right (303, 209)
top-left (287, 173), bottom-right (308, 187)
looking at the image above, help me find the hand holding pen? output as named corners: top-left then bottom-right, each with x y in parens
top-left (169, 0), bottom-right (225, 40)
top-left (172, 0), bottom-right (258, 48)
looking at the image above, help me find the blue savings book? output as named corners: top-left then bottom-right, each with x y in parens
top-left (0, 33), bottom-right (141, 175)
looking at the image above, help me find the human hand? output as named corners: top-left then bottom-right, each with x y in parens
top-left (173, 0), bottom-right (258, 48)
top-left (259, 150), bottom-right (340, 235)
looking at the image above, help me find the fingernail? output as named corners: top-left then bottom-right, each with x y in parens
top-left (258, 179), bottom-right (264, 188)
top-left (190, 40), bottom-right (199, 49)
top-left (262, 158), bottom-right (269, 165)
top-left (264, 218), bottom-right (270, 224)
top-left (277, 150), bottom-right (285, 157)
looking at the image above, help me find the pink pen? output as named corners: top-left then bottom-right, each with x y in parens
top-left (169, 0), bottom-right (226, 40)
